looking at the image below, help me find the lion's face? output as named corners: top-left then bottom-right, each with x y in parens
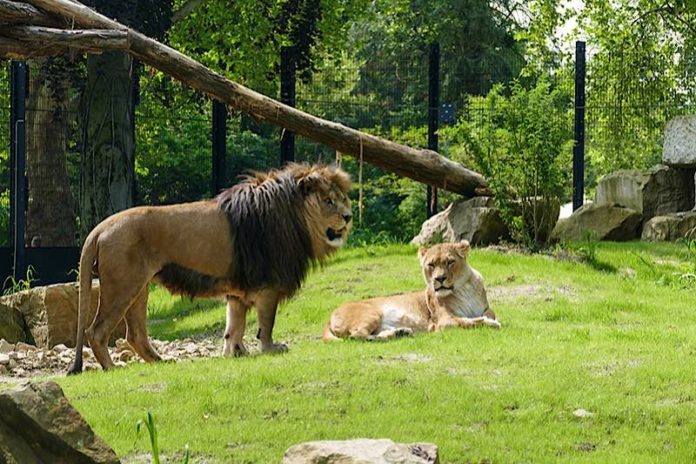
top-left (418, 241), bottom-right (471, 297)
top-left (298, 166), bottom-right (353, 256)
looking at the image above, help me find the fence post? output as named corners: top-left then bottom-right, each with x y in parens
top-left (280, 46), bottom-right (296, 165)
top-left (10, 61), bottom-right (27, 281)
top-left (212, 100), bottom-right (227, 195)
top-left (573, 41), bottom-right (586, 211)
top-left (427, 42), bottom-right (440, 218)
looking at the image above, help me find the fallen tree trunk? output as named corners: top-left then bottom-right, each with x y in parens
top-left (0, 0), bottom-right (491, 196)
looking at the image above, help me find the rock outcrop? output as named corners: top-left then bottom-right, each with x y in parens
top-left (0, 281), bottom-right (125, 348)
top-left (0, 381), bottom-right (120, 463)
top-left (641, 212), bottom-right (696, 242)
top-left (411, 197), bottom-right (509, 246)
top-left (551, 203), bottom-right (642, 242)
top-left (283, 439), bottom-right (439, 464)
top-left (595, 166), bottom-right (695, 221)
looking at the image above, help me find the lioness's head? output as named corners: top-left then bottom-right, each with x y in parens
top-left (295, 164), bottom-right (353, 256)
top-left (418, 241), bottom-right (472, 297)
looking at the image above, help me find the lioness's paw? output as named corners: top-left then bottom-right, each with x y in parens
top-left (262, 342), bottom-right (289, 354)
top-left (394, 328), bottom-right (414, 337)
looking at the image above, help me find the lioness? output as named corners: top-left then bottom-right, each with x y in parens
top-left (69, 163), bottom-right (352, 373)
top-left (323, 240), bottom-right (499, 340)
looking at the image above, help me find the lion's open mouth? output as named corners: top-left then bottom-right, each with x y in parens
top-left (326, 227), bottom-right (344, 242)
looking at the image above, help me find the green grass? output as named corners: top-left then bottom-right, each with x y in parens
top-left (38, 242), bottom-right (696, 462)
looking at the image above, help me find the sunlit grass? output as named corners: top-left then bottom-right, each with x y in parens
top-left (46, 241), bottom-right (696, 462)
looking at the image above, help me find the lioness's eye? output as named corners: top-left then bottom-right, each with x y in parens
top-left (427, 263), bottom-right (435, 269)
top-left (447, 260), bottom-right (454, 267)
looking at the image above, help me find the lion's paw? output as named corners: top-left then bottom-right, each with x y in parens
top-left (483, 317), bottom-right (501, 329)
top-left (262, 342), bottom-right (289, 354)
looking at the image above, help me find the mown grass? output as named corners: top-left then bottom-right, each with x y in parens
top-left (43, 241), bottom-right (696, 462)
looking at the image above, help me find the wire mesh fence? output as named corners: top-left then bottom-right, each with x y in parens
top-left (1, 40), bottom-right (696, 253)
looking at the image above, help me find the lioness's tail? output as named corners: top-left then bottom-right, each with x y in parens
top-left (67, 230), bottom-right (99, 375)
top-left (321, 321), bottom-right (341, 342)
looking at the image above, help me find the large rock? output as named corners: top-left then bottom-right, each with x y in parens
top-left (0, 281), bottom-right (125, 349)
top-left (283, 439), bottom-right (439, 464)
top-left (0, 304), bottom-right (27, 344)
top-left (595, 165), bottom-right (695, 221)
top-left (641, 212), bottom-right (696, 241)
top-left (411, 197), bottom-right (509, 246)
top-left (663, 115), bottom-right (696, 167)
top-left (0, 381), bottom-right (120, 463)
top-left (551, 203), bottom-right (642, 242)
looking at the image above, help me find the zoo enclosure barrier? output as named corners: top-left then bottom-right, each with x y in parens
top-left (2, 40), bottom-right (696, 287)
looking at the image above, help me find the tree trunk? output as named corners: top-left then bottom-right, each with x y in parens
top-left (26, 57), bottom-right (76, 246)
top-left (79, 51), bottom-right (134, 239)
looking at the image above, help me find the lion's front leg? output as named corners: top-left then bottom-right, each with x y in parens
top-left (254, 290), bottom-right (288, 354)
top-left (223, 296), bottom-right (249, 357)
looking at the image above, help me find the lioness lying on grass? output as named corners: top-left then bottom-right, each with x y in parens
top-left (323, 240), bottom-right (500, 340)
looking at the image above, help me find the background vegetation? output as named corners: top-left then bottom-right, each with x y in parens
top-left (1, 0), bottom-right (694, 248)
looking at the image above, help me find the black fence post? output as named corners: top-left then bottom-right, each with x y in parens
top-left (280, 46), bottom-right (296, 165)
top-left (573, 41), bottom-right (586, 211)
top-left (212, 100), bottom-right (227, 195)
top-left (427, 42), bottom-right (440, 218)
top-left (10, 61), bottom-right (27, 281)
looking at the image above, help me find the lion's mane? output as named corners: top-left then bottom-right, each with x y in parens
top-left (155, 165), bottom-right (323, 299)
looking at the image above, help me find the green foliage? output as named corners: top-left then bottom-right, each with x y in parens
top-left (3, 266), bottom-right (37, 295)
top-left (0, 190), bottom-right (9, 247)
top-left (136, 411), bottom-right (190, 464)
top-left (580, 0), bottom-right (696, 175)
top-left (451, 77), bottom-right (574, 247)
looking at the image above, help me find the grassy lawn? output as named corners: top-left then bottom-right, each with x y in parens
top-left (44, 241), bottom-right (696, 462)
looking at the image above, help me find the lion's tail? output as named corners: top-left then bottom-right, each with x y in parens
top-left (321, 320), bottom-right (341, 342)
top-left (67, 229), bottom-right (99, 375)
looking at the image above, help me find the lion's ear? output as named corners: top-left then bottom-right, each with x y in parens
top-left (455, 240), bottom-right (471, 257)
top-left (298, 172), bottom-right (329, 195)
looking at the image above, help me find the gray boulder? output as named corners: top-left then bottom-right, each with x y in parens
top-left (551, 203), bottom-right (642, 242)
top-left (411, 197), bottom-right (509, 246)
top-left (663, 115), bottom-right (696, 167)
top-left (0, 381), bottom-right (120, 463)
top-left (283, 439), bottom-right (439, 464)
top-left (641, 212), bottom-right (696, 241)
top-left (595, 165), bottom-right (695, 221)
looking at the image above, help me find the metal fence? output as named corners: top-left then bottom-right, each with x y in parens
top-left (2, 40), bottom-right (696, 285)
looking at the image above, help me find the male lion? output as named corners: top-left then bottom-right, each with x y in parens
top-left (323, 240), bottom-right (499, 341)
top-left (69, 163), bottom-right (352, 374)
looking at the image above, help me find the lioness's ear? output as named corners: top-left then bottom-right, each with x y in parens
top-left (298, 172), bottom-right (328, 195)
top-left (456, 240), bottom-right (471, 257)
top-left (418, 246), bottom-right (428, 264)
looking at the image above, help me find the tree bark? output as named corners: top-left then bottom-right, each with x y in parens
top-left (78, 51), bottom-right (134, 238)
top-left (26, 57), bottom-right (76, 246)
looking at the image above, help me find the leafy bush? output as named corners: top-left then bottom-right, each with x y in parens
top-left (449, 78), bottom-right (574, 248)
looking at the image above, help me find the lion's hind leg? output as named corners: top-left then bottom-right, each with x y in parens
top-left (124, 286), bottom-right (162, 363)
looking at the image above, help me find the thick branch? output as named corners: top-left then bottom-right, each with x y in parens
top-left (4, 25), bottom-right (128, 50)
top-left (0, 0), bottom-right (61, 26)
top-left (0, 37), bottom-right (73, 58)
top-left (22, 0), bottom-right (490, 196)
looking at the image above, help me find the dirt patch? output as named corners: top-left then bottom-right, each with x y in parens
top-left (0, 337), bottom-right (219, 379)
